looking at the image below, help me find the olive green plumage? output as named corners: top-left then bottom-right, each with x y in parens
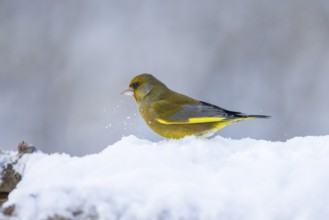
top-left (122, 73), bottom-right (269, 138)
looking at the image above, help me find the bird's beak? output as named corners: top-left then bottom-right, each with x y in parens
top-left (121, 87), bottom-right (134, 96)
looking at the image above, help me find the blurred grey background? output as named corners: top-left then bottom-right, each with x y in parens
top-left (1, 0), bottom-right (329, 155)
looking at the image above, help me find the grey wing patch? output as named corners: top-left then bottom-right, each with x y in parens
top-left (159, 101), bottom-right (247, 124)
top-left (198, 101), bottom-right (247, 118)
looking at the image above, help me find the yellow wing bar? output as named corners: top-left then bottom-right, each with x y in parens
top-left (156, 117), bottom-right (226, 125)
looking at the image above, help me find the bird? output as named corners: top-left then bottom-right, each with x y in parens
top-left (122, 73), bottom-right (270, 139)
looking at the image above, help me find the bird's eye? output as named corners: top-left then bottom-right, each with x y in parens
top-left (131, 82), bottom-right (140, 89)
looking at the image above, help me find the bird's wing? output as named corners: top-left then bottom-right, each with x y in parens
top-left (152, 100), bottom-right (246, 125)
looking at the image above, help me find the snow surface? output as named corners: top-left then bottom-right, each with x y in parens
top-left (3, 135), bottom-right (329, 220)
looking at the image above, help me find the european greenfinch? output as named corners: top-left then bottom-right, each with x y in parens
top-left (122, 73), bottom-right (269, 138)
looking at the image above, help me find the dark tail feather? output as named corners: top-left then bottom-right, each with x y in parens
top-left (245, 114), bottom-right (271, 119)
top-left (229, 111), bottom-right (270, 119)
top-left (229, 111), bottom-right (270, 121)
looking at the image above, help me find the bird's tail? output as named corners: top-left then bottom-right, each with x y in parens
top-left (245, 114), bottom-right (271, 119)
top-left (229, 113), bottom-right (270, 122)
top-left (213, 113), bottom-right (270, 132)
top-left (228, 114), bottom-right (270, 125)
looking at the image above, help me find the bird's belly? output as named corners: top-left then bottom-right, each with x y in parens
top-left (145, 119), bottom-right (222, 139)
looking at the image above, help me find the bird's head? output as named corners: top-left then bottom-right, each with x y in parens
top-left (122, 73), bottom-right (167, 103)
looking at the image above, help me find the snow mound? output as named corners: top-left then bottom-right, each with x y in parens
top-left (3, 135), bottom-right (329, 220)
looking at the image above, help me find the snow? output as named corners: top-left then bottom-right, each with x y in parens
top-left (3, 135), bottom-right (329, 220)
